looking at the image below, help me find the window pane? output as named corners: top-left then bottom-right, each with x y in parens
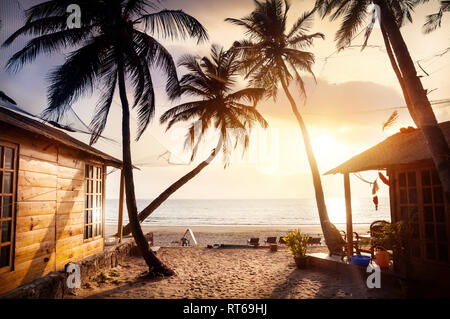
top-left (4, 148), bottom-right (14, 169)
top-left (408, 188), bottom-right (417, 204)
top-left (84, 226), bottom-right (89, 239)
top-left (89, 166), bottom-right (93, 178)
top-left (85, 165), bottom-right (89, 178)
top-left (409, 206), bottom-right (419, 222)
top-left (3, 172), bottom-right (12, 193)
top-left (88, 225), bottom-right (92, 238)
top-left (398, 173), bottom-right (406, 187)
top-left (411, 241), bottom-right (421, 258)
top-left (401, 206), bottom-right (408, 221)
top-left (424, 206), bottom-right (434, 222)
top-left (0, 146), bottom-right (3, 168)
top-left (434, 187), bottom-right (443, 204)
top-left (431, 170), bottom-right (440, 185)
top-left (435, 206), bottom-right (445, 223)
top-left (400, 189), bottom-right (407, 204)
top-left (423, 188), bottom-right (432, 204)
top-left (2, 196), bottom-right (12, 218)
top-left (407, 172), bottom-right (416, 187)
top-left (438, 245), bottom-right (448, 262)
top-left (1, 221), bottom-right (11, 243)
top-left (436, 225), bottom-right (447, 241)
top-left (421, 170), bottom-right (431, 186)
top-left (0, 245), bottom-right (10, 268)
top-left (411, 223), bottom-right (419, 237)
top-left (426, 243), bottom-right (436, 260)
top-left (425, 224), bottom-right (435, 240)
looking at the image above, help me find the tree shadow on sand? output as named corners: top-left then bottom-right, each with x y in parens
top-left (268, 261), bottom-right (398, 299)
top-left (77, 270), bottom-right (170, 299)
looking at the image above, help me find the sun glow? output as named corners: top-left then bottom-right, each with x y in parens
top-left (311, 134), bottom-right (338, 157)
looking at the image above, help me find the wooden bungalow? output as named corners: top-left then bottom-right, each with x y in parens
top-left (0, 106), bottom-right (124, 294)
top-left (325, 121), bottom-right (450, 285)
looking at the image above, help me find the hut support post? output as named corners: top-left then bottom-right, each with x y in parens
top-left (344, 173), bottom-right (353, 262)
top-left (117, 169), bottom-right (125, 243)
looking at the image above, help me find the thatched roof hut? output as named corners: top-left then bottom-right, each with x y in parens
top-left (326, 121), bottom-right (450, 286)
top-left (326, 121), bottom-right (450, 175)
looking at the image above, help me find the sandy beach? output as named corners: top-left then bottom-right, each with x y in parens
top-left (105, 224), bottom-right (371, 247)
top-left (68, 246), bottom-right (401, 299)
top-left (61, 224), bottom-right (403, 299)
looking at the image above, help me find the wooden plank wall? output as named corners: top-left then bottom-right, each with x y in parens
top-left (0, 125), bottom-right (104, 294)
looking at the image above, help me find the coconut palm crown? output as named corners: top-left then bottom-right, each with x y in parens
top-left (160, 44), bottom-right (268, 165)
top-left (3, 0), bottom-right (208, 144)
top-left (226, 0), bottom-right (324, 100)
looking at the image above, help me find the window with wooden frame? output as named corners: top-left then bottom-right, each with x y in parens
top-left (421, 168), bottom-right (447, 262)
top-left (84, 164), bottom-right (103, 240)
top-left (395, 168), bottom-right (448, 264)
top-left (0, 142), bottom-right (17, 273)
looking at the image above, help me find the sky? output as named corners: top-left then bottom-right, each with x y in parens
top-left (0, 0), bottom-right (449, 202)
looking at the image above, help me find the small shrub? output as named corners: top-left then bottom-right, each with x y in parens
top-left (283, 229), bottom-right (309, 258)
top-left (93, 272), bottom-right (110, 284)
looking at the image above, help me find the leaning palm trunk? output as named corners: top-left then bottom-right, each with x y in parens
top-left (117, 58), bottom-right (174, 276)
top-left (376, 0), bottom-right (450, 204)
top-left (279, 76), bottom-right (344, 253)
top-left (380, 25), bottom-right (414, 118)
top-left (121, 139), bottom-right (222, 236)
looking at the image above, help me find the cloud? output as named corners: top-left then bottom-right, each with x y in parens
top-left (258, 77), bottom-right (406, 126)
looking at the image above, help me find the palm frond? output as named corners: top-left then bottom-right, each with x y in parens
top-left (335, 0), bottom-right (370, 51)
top-left (133, 30), bottom-right (181, 100)
top-left (287, 10), bottom-right (315, 39)
top-left (89, 71), bottom-right (118, 145)
top-left (5, 27), bottom-right (93, 73)
top-left (41, 36), bottom-right (109, 121)
top-left (226, 88), bottom-right (266, 106)
top-left (423, 1), bottom-right (450, 33)
top-left (382, 110), bottom-right (399, 131)
top-left (137, 9), bottom-right (208, 44)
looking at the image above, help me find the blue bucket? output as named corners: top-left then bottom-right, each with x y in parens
top-left (350, 255), bottom-right (371, 266)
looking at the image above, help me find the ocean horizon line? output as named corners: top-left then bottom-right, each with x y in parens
top-left (106, 197), bottom-right (390, 201)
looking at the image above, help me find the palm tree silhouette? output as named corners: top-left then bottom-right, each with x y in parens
top-left (226, 0), bottom-right (345, 253)
top-left (3, 0), bottom-right (207, 275)
top-left (0, 18), bottom-right (17, 106)
top-left (121, 45), bottom-right (268, 235)
top-left (315, 0), bottom-right (450, 215)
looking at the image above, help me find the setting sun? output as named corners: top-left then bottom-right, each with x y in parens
top-left (311, 134), bottom-right (338, 157)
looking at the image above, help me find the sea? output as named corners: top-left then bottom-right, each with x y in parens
top-left (105, 197), bottom-right (390, 226)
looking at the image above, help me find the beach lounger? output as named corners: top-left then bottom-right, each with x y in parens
top-left (247, 238), bottom-right (259, 247)
top-left (265, 237), bottom-right (277, 244)
top-left (307, 237), bottom-right (321, 245)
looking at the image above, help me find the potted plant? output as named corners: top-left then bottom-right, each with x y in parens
top-left (283, 229), bottom-right (309, 269)
top-left (372, 221), bottom-right (410, 274)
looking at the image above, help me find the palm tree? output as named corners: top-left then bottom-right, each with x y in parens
top-left (315, 0), bottom-right (450, 211)
top-left (121, 45), bottom-right (268, 235)
top-left (423, 0), bottom-right (450, 33)
top-left (226, 0), bottom-right (345, 254)
top-left (3, 0), bottom-right (207, 275)
top-left (0, 18), bottom-right (16, 106)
